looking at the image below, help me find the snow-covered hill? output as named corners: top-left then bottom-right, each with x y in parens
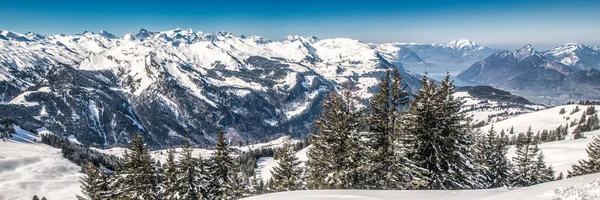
top-left (241, 172), bottom-right (600, 200)
top-left (481, 104), bottom-right (597, 135)
top-left (455, 86), bottom-right (545, 126)
top-left (0, 127), bottom-right (82, 200)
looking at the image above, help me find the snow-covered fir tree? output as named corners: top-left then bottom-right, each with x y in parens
top-left (224, 158), bottom-right (251, 199)
top-left (512, 127), bottom-right (554, 187)
top-left (568, 136), bottom-right (600, 177)
top-left (306, 86), bottom-right (364, 189)
top-left (269, 143), bottom-right (303, 192)
top-left (115, 134), bottom-right (158, 199)
top-left (79, 162), bottom-right (108, 200)
top-left (177, 138), bottom-right (204, 200)
top-left (206, 127), bottom-right (233, 200)
top-left (491, 129), bottom-right (513, 188)
top-left (162, 149), bottom-right (178, 199)
top-left (366, 70), bottom-right (418, 189)
top-left (474, 126), bottom-right (513, 189)
top-left (403, 73), bottom-right (478, 189)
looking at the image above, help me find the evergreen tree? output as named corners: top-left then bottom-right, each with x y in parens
top-left (512, 127), bottom-right (553, 186)
top-left (225, 158), bottom-right (251, 199)
top-left (162, 149), bottom-right (178, 199)
top-left (404, 73), bottom-right (477, 189)
top-left (568, 136), bottom-right (600, 177)
top-left (249, 174), bottom-right (266, 196)
top-left (207, 127), bottom-right (233, 200)
top-left (32, 195), bottom-right (40, 200)
top-left (80, 162), bottom-right (103, 200)
top-left (490, 129), bottom-right (513, 188)
top-left (557, 172), bottom-right (564, 180)
top-left (306, 86), bottom-right (363, 189)
top-left (534, 152), bottom-right (555, 183)
top-left (178, 139), bottom-right (203, 200)
top-left (117, 134), bottom-right (158, 199)
top-left (366, 69), bottom-right (419, 189)
top-left (270, 143), bottom-right (303, 192)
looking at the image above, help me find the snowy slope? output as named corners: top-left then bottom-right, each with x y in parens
top-left (0, 126), bottom-right (82, 200)
top-left (507, 130), bottom-right (600, 176)
top-left (242, 173), bottom-right (600, 200)
top-left (481, 104), bottom-right (597, 134)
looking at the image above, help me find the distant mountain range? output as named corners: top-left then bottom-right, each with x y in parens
top-left (375, 39), bottom-right (500, 74)
top-left (457, 43), bottom-right (600, 104)
top-left (0, 28), bottom-right (426, 148)
top-left (0, 27), bottom-right (597, 147)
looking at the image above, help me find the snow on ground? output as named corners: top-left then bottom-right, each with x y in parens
top-left (482, 104), bottom-right (597, 134)
top-left (242, 173), bottom-right (600, 200)
top-left (0, 126), bottom-right (82, 200)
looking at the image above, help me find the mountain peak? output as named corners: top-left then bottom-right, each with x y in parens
top-left (515, 44), bottom-right (537, 60)
top-left (444, 39), bottom-right (477, 49)
top-left (99, 30), bottom-right (117, 39)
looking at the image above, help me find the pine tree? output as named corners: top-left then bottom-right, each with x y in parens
top-left (248, 174), bottom-right (265, 196)
top-left (32, 195), bottom-right (40, 200)
top-left (568, 136), bottom-right (600, 177)
top-left (306, 86), bottom-right (363, 189)
top-left (270, 143), bottom-right (303, 192)
top-left (512, 127), bottom-right (554, 186)
top-left (534, 152), bottom-right (555, 183)
top-left (117, 134), bottom-right (158, 199)
top-left (207, 127), bottom-right (233, 200)
top-left (366, 69), bottom-right (418, 189)
top-left (80, 162), bottom-right (101, 200)
top-left (178, 138), bottom-right (203, 200)
top-left (162, 149), bottom-right (178, 199)
top-left (490, 129), bottom-right (513, 188)
top-left (557, 172), bottom-right (564, 180)
top-left (79, 162), bottom-right (109, 200)
top-left (404, 73), bottom-right (477, 189)
top-left (225, 158), bottom-right (251, 199)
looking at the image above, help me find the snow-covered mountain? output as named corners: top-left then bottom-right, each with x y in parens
top-left (457, 44), bottom-right (600, 104)
top-left (544, 43), bottom-right (600, 70)
top-left (375, 39), bottom-right (500, 76)
top-left (0, 28), bottom-right (424, 148)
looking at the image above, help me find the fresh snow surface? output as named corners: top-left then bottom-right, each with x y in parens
top-left (482, 104), bottom-right (597, 135)
top-left (242, 173), bottom-right (600, 200)
top-left (0, 126), bottom-right (82, 200)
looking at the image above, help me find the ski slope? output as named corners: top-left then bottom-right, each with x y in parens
top-left (0, 126), bottom-right (82, 200)
top-left (242, 173), bottom-right (600, 200)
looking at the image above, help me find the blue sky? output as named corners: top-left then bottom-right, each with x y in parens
top-left (1, 0), bottom-right (599, 49)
